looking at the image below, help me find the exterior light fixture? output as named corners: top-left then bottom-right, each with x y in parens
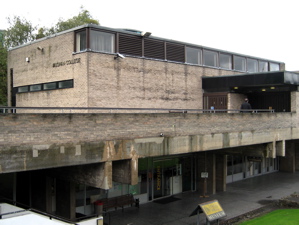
top-left (37, 46), bottom-right (44, 52)
top-left (234, 87), bottom-right (238, 89)
top-left (262, 88), bottom-right (266, 91)
top-left (141, 31), bottom-right (152, 37)
top-left (114, 53), bottom-right (125, 60)
top-left (270, 87), bottom-right (275, 89)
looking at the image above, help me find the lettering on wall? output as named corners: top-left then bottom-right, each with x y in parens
top-left (53, 58), bottom-right (81, 68)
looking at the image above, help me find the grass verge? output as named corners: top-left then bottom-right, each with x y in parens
top-left (240, 209), bottom-right (299, 225)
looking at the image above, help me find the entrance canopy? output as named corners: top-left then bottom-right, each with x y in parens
top-left (202, 71), bottom-right (299, 93)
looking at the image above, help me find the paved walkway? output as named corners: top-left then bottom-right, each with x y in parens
top-left (102, 171), bottom-right (299, 225)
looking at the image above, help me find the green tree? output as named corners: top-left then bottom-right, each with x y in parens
top-left (4, 16), bottom-right (36, 48)
top-left (0, 30), bottom-right (7, 106)
top-left (53, 7), bottom-right (99, 33)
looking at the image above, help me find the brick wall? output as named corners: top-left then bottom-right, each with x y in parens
top-left (0, 112), bottom-right (296, 148)
top-left (8, 30), bottom-right (240, 110)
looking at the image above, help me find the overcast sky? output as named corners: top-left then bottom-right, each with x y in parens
top-left (1, 0), bottom-right (298, 71)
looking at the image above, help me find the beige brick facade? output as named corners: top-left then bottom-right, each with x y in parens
top-left (7, 27), bottom-right (253, 110)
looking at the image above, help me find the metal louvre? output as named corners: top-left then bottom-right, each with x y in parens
top-left (144, 39), bottom-right (165, 60)
top-left (119, 34), bottom-right (142, 56)
top-left (166, 43), bottom-right (185, 62)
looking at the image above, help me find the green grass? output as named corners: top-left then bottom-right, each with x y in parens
top-left (240, 209), bottom-right (299, 225)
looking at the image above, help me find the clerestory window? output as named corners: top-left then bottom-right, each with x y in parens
top-left (90, 30), bottom-right (115, 53)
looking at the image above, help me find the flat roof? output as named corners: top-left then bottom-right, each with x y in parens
top-left (7, 24), bottom-right (283, 64)
top-left (202, 71), bottom-right (299, 93)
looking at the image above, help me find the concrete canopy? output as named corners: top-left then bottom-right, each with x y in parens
top-left (202, 71), bottom-right (299, 93)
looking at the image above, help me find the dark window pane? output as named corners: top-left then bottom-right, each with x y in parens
top-left (234, 56), bottom-right (246, 71)
top-left (259, 61), bottom-right (269, 72)
top-left (30, 84), bottom-right (42, 91)
top-left (90, 30), bottom-right (115, 53)
top-left (203, 50), bottom-right (217, 67)
top-left (76, 30), bottom-right (87, 52)
top-left (247, 58), bottom-right (258, 73)
top-left (58, 80), bottom-right (73, 89)
top-left (186, 47), bottom-right (201, 65)
top-left (219, 53), bottom-right (231, 69)
top-left (43, 82), bottom-right (57, 90)
top-left (18, 86), bottom-right (29, 93)
top-left (270, 62), bottom-right (279, 71)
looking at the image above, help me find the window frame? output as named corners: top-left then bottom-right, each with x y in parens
top-left (233, 55), bottom-right (246, 72)
top-left (186, 46), bottom-right (202, 65)
top-left (219, 53), bottom-right (232, 70)
top-left (203, 49), bottom-right (218, 67)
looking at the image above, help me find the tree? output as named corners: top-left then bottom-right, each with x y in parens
top-left (4, 16), bottom-right (36, 48)
top-left (53, 7), bottom-right (99, 34)
top-left (0, 30), bottom-right (7, 106)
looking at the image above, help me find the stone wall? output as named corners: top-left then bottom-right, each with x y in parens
top-left (0, 112), bottom-right (298, 173)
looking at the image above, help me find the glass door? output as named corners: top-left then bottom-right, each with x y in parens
top-left (153, 159), bottom-right (181, 199)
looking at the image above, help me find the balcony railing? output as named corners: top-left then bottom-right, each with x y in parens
top-left (0, 106), bottom-right (275, 114)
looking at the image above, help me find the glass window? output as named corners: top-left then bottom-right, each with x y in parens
top-left (203, 50), bottom-right (218, 67)
top-left (247, 58), bottom-right (258, 73)
top-left (18, 86), bottom-right (29, 93)
top-left (43, 82), bottom-right (57, 90)
top-left (219, 53), bottom-right (232, 69)
top-left (186, 47), bottom-right (201, 65)
top-left (90, 30), bottom-right (115, 53)
top-left (270, 62), bottom-right (280, 71)
top-left (76, 30), bottom-right (87, 52)
top-left (259, 61), bottom-right (269, 72)
top-left (234, 56), bottom-right (246, 71)
top-left (29, 84), bottom-right (42, 92)
top-left (58, 80), bottom-right (73, 89)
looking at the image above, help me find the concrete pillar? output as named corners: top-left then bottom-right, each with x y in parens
top-left (56, 179), bottom-right (76, 220)
top-left (112, 159), bottom-right (138, 185)
top-left (279, 142), bottom-right (295, 173)
top-left (216, 155), bottom-right (227, 192)
top-left (227, 93), bottom-right (246, 112)
top-left (295, 143), bottom-right (299, 171)
top-left (276, 140), bottom-right (286, 157)
top-left (198, 152), bottom-right (215, 195)
top-left (290, 91), bottom-right (299, 112)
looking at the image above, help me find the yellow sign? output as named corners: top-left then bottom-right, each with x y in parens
top-left (199, 200), bottom-right (226, 221)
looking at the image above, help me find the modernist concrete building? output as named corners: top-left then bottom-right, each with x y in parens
top-left (2, 24), bottom-right (299, 222)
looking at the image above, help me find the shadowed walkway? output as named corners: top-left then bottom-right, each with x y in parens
top-left (103, 172), bottom-right (299, 225)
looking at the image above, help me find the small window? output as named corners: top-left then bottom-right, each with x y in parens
top-left (76, 30), bottom-right (87, 52)
top-left (247, 58), bottom-right (258, 73)
top-left (259, 61), bottom-right (269, 72)
top-left (43, 82), bottom-right (57, 90)
top-left (90, 30), bottom-right (115, 53)
top-left (219, 53), bottom-right (232, 70)
top-left (234, 56), bottom-right (246, 71)
top-left (186, 47), bottom-right (201, 65)
top-left (270, 62), bottom-right (279, 71)
top-left (58, 80), bottom-right (73, 89)
top-left (18, 86), bottom-right (29, 93)
top-left (203, 50), bottom-right (218, 67)
top-left (30, 84), bottom-right (42, 92)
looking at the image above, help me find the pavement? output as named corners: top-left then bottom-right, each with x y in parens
top-left (102, 171), bottom-right (299, 225)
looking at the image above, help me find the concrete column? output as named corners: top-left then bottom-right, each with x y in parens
top-left (198, 152), bottom-right (215, 195)
top-left (112, 157), bottom-right (138, 186)
top-left (295, 143), bottom-right (299, 171)
top-left (216, 155), bottom-right (227, 192)
top-left (279, 142), bottom-right (295, 173)
top-left (227, 93), bottom-right (246, 112)
top-left (56, 179), bottom-right (76, 220)
top-left (290, 91), bottom-right (299, 112)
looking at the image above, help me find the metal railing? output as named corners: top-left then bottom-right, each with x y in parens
top-left (0, 106), bottom-right (275, 114)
